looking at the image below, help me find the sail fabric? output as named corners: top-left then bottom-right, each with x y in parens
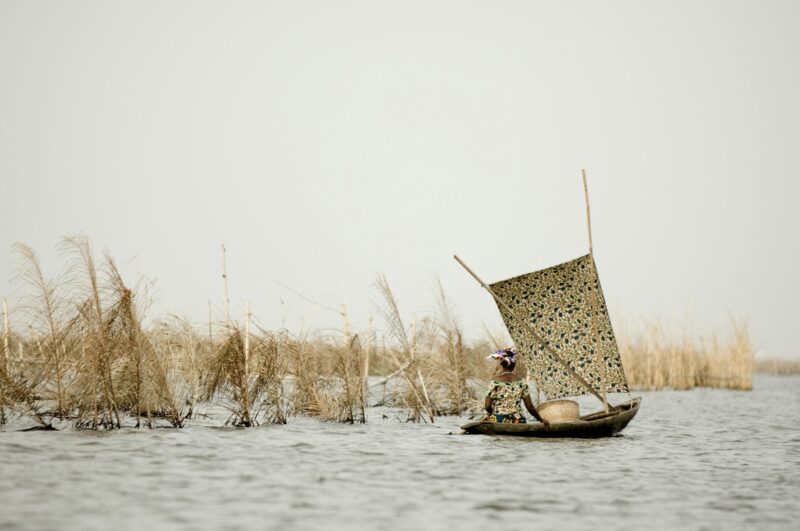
top-left (489, 254), bottom-right (629, 399)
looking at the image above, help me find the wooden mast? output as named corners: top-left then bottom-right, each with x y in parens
top-left (583, 169), bottom-right (609, 412)
top-left (453, 255), bottom-right (613, 409)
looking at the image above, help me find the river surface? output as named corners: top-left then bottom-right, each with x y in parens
top-left (1, 375), bottom-right (798, 531)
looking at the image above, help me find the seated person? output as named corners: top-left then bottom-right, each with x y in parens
top-left (484, 347), bottom-right (549, 426)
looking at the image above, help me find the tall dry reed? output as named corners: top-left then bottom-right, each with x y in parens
top-left (618, 318), bottom-right (753, 391)
top-left (372, 274), bottom-right (436, 422)
top-left (326, 334), bottom-right (367, 423)
top-left (1, 238), bottom-right (761, 431)
top-left (205, 324), bottom-right (289, 426)
top-left (424, 280), bottom-right (483, 415)
top-left (754, 358), bottom-right (800, 375)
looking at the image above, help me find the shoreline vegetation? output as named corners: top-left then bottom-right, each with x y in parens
top-left (753, 358), bottom-right (800, 375)
top-left (0, 238), bottom-right (770, 431)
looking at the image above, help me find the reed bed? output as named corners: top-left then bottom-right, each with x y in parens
top-left (618, 319), bottom-right (754, 391)
top-left (754, 358), bottom-right (800, 375)
top-left (0, 239), bottom-right (761, 430)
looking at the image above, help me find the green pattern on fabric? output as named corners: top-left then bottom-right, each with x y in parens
top-left (485, 379), bottom-right (530, 415)
top-left (489, 254), bottom-right (629, 400)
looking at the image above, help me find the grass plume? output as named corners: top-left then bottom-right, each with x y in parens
top-left (0, 238), bottom-right (763, 431)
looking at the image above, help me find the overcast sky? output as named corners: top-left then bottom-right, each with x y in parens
top-left (1, 0), bottom-right (798, 358)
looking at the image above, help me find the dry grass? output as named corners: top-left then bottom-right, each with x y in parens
top-left (0, 238), bottom-right (762, 430)
top-left (754, 358), bottom-right (800, 375)
top-left (371, 274), bottom-right (437, 422)
top-left (619, 318), bottom-right (754, 391)
top-left (205, 326), bottom-right (290, 426)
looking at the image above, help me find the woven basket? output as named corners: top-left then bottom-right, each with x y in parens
top-left (538, 399), bottom-right (581, 423)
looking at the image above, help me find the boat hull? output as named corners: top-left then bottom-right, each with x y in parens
top-left (461, 397), bottom-right (641, 438)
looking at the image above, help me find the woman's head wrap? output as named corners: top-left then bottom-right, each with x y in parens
top-left (486, 347), bottom-right (517, 368)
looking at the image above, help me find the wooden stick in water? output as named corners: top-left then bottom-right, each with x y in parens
top-left (1, 297), bottom-right (8, 424)
top-left (221, 244), bottom-right (231, 325)
top-left (410, 314), bottom-right (432, 415)
top-left (244, 302), bottom-right (251, 369)
top-left (453, 254), bottom-right (614, 409)
top-left (362, 315), bottom-right (372, 396)
top-left (207, 299), bottom-right (213, 343)
top-left (340, 303), bottom-right (350, 344)
top-left (364, 315), bottom-right (373, 389)
top-left (243, 302), bottom-right (252, 426)
top-left (1, 296), bottom-right (9, 364)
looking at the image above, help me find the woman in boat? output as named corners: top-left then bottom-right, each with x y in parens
top-left (484, 348), bottom-right (549, 426)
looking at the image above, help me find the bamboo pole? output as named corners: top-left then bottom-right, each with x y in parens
top-left (184, 321), bottom-right (199, 418)
top-left (243, 302), bottom-right (252, 425)
top-left (244, 302), bottom-right (251, 368)
top-left (2, 297), bottom-right (9, 364)
top-left (221, 244), bottom-right (231, 325)
top-left (410, 314), bottom-right (434, 422)
top-left (453, 254), bottom-right (614, 409)
top-left (417, 367), bottom-right (432, 418)
top-left (362, 315), bottom-right (373, 396)
top-left (207, 299), bottom-right (213, 343)
top-left (369, 358), bottom-right (413, 389)
top-left (410, 314), bottom-right (416, 360)
top-left (340, 303), bottom-right (350, 344)
top-left (411, 315), bottom-right (430, 403)
top-left (582, 169), bottom-right (608, 412)
top-left (1, 297), bottom-right (8, 424)
top-left (366, 314), bottom-right (373, 377)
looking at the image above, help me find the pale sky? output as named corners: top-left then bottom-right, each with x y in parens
top-left (1, 1), bottom-right (798, 357)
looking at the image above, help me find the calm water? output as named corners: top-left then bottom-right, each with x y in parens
top-left (1, 375), bottom-right (798, 531)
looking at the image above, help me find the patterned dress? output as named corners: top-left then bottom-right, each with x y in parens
top-left (485, 379), bottom-right (530, 423)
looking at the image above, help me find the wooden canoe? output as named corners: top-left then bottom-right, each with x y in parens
top-left (461, 397), bottom-right (641, 438)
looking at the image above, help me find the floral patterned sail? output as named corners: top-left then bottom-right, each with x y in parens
top-left (489, 254), bottom-right (629, 400)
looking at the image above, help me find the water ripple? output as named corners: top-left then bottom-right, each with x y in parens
top-left (0, 376), bottom-right (798, 530)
